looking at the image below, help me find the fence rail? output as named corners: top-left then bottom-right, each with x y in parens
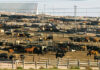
top-left (0, 58), bottom-right (100, 69)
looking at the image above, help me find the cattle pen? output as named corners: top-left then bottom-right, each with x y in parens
top-left (0, 58), bottom-right (100, 70)
top-left (0, 4), bottom-right (100, 70)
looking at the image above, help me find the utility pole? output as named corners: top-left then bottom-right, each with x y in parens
top-left (35, 3), bottom-right (38, 14)
top-left (74, 5), bottom-right (77, 33)
top-left (43, 0), bottom-right (46, 14)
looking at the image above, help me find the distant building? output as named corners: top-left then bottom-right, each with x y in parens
top-left (0, 3), bottom-right (38, 14)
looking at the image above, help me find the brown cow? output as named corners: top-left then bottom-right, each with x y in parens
top-left (81, 46), bottom-right (87, 51)
top-left (87, 50), bottom-right (98, 56)
top-left (85, 37), bottom-right (90, 42)
top-left (91, 50), bottom-right (98, 55)
top-left (25, 47), bottom-right (35, 53)
top-left (8, 49), bottom-right (14, 53)
top-left (93, 38), bottom-right (99, 42)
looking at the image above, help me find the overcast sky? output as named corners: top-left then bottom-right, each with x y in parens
top-left (0, 0), bottom-right (100, 16)
top-left (0, 0), bottom-right (99, 8)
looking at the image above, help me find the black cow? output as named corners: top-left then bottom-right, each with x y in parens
top-left (94, 55), bottom-right (100, 60)
top-left (56, 49), bottom-right (65, 58)
top-left (46, 35), bottom-right (53, 40)
top-left (87, 45), bottom-right (100, 53)
top-left (20, 54), bottom-right (25, 61)
top-left (87, 50), bottom-right (92, 56)
top-left (9, 55), bottom-right (15, 60)
top-left (56, 52), bottom-right (64, 58)
top-left (0, 42), bottom-right (3, 46)
top-left (33, 47), bottom-right (43, 55)
top-left (0, 53), bottom-right (8, 59)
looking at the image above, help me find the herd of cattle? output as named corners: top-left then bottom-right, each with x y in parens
top-left (69, 37), bottom-right (100, 42)
top-left (0, 53), bottom-right (25, 61)
top-left (0, 41), bottom-right (100, 60)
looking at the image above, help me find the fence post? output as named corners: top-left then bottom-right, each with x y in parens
top-left (57, 58), bottom-right (59, 68)
top-left (98, 62), bottom-right (100, 70)
top-left (33, 55), bottom-right (34, 62)
top-left (48, 58), bottom-right (50, 65)
top-left (35, 61), bottom-right (37, 69)
top-left (46, 61), bottom-right (48, 69)
top-left (23, 60), bottom-right (24, 69)
top-left (39, 57), bottom-right (40, 62)
top-left (67, 58), bottom-right (69, 68)
top-left (97, 60), bottom-right (99, 66)
top-left (88, 59), bottom-right (90, 66)
top-left (77, 60), bottom-right (80, 68)
top-left (12, 59), bottom-right (14, 69)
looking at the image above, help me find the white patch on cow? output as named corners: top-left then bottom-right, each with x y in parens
top-left (71, 49), bottom-right (76, 52)
top-left (42, 46), bottom-right (47, 50)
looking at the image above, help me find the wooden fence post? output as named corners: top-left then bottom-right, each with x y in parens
top-left (97, 60), bottom-right (99, 66)
top-left (33, 55), bottom-right (34, 62)
top-left (48, 58), bottom-right (50, 65)
top-left (39, 57), bottom-right (40, 62)
top-left (57, 58), bottom-right (59, 68)
top-left (67, 59), bottom-right (69, 68)
top-left (35, 61), bottom-right (37, 69)
top-left (88, 59), bottom-right (90, 66)
top-left (77, 60), bottom-right (80, 68)
top-left (98, 62), bottom-right (100, 70)
top-left (46, 61), bottom-right (48, 69)
top-left (12, 59), bottom-right (14, 69)
top-left (23, 60), bottom-right (24, 69)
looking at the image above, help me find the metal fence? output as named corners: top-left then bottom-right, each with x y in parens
top-left (0, 58), bottom-right (100, 69)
